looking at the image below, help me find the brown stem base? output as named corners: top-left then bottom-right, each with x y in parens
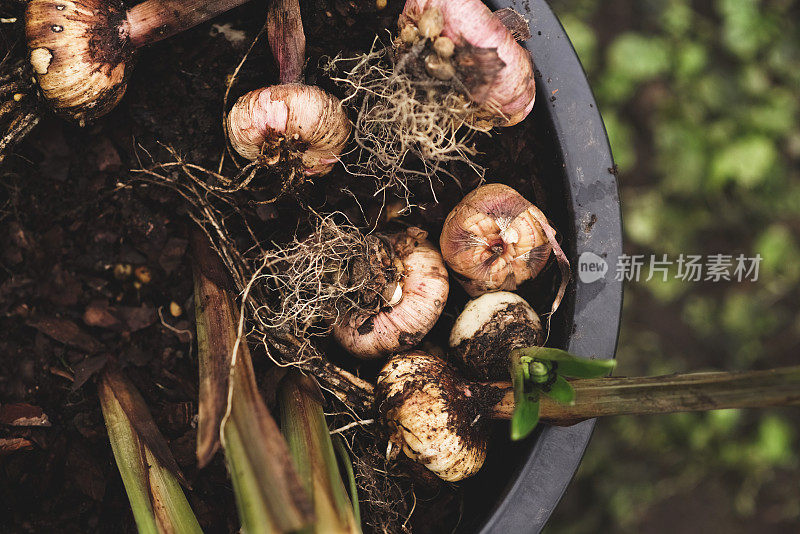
top-left (267, 0), bottom-right (306, 84)
top-left (269, 332), bottom-right (375, 415)
top-left (127, 0), bottom-right (251, 48)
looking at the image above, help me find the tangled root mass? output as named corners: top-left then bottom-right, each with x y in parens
top-left (325, 38), bottom-right (488, 201)
top-left (253, 213), bottom-right (397, 339)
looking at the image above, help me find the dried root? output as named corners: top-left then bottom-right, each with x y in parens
top-left (336, 425), bottom-right (412, 534)
top-left (131, 146), bottom-right (376, 413)
top-left (325, 37), bottom-right (488, 202)
top-left (252, 213), bottom-right (398, 340)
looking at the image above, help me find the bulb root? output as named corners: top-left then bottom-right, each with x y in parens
top-left (325, 37), bottom-right (488, 204)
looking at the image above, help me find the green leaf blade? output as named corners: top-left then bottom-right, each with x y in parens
top-left (511, 399), bottom-right (540, 441)
top-left (510, 348), bottom-right (543, 441)
top-left (545, 375), bottom-right (576, 405)
top-left (512, 347), bottom-right (616, 379)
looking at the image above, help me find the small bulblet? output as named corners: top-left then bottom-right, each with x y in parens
top-left (26, 0), bottom-right (133, 123)
top-left (376, 351), bottom-right (499, 481)
top-left (226, 84), bottom-right (351, 176)
top-left (449, 292), bottom-right (543, 380)
top-left (440, 183), bottom-right (552, 296)
top-left (333, 228), bottom-right (449, 359)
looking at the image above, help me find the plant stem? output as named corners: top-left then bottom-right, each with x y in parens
top-left (267, 0), bottom-right (306, 83)
top-left (279, 372), bottom-right (362, 534)
top-left (127, 0), bottom-right (251, 48)
top-left (191, 230), bottom-right (313, 532)
top-left (489, 366), bottom-right (800, 424)
top-left (98, 367), bottom-right (203, 534)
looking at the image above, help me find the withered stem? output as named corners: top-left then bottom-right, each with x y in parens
top-left (489, 366), bottom-right (800, 424)
top-left (269, 333), bottom-right (375, 414)
top-left (191, 229), bottom-right (236, 467)
top-left (191, 230), bottom-right (313, 531)
top-left (127, 0), bottom-right (251, 48)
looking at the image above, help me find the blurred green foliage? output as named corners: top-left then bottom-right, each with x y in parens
top-left (546, 0), bottom-right (800, 532)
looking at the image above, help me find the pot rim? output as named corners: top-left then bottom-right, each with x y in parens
top-left (478, 1), bottom-right (623, 532)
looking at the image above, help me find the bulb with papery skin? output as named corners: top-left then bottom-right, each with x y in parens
top-left (440, 183), bottom-right (553, 296)
top-left (449, 291), bottom-right (543, 380)
top-left (25, 0), bottom-right (254, 123)
top-left (333, 228), bottom-right (449, 359)
top-left (226, 84), bottom-right (351, 176)
top-left (399, 0), bottom-right (535, 126)
top-left (26, 0), bottom-right (133, 123)
top-left (376, 350), bottom-right (502, 481)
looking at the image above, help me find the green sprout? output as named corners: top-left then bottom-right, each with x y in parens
top-left (509, 347), bottom-right (617, 441)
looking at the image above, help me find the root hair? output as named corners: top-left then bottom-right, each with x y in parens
top-left (130, 144), bottom-right (376, 412)
top-left (251, 212), bottom-right (388, 339)
top-left (325, 37), bottom-right (487, 204)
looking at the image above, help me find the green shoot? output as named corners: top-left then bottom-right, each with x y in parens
top-left (279, 372), bottom-right (362, 534)
top-left (509, 347), bottom-right (615, 440)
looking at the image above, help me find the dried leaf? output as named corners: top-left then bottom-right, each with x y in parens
top-left (71, 354), bottom-right (110, 391)
top-left (0, 437), bottom-right (34, 455)
top-left (494, 7), bottom-right (531, 41)
top-left (0, 403), bottom-right (50, 427)
top-left (26, 317), bottom-right (104, 353)
top-left (191, 230), bottom-right (235, 467)
top-left (117, 305), bottom-right (157, 332)
top-left (83, 301), bottom-right (157, 333)
top-left (84, 300), bottom-right (122, 329)
top-left (100, 366), bottom-right (188, 487)
top-left (527, 208), bottom-right (571, 326)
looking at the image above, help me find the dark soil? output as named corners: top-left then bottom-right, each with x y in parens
top-left (0, 1), bottom-right (567, 532)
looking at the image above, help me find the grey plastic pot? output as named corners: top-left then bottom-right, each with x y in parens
top-left (463, 1), bottom-right (623, 532)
